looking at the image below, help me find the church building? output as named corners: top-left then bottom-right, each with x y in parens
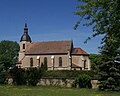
top-left (17, 23), bottom-right (91, 70)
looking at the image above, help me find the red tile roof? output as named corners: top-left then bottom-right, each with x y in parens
top-left (72, 63), bottom-right (82, 68)
top-left (72, 48), bottom-right (88, 55)
top-left (25, 40), bottom-right (72, 55)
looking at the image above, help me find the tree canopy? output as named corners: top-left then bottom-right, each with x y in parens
top-left (0, 40), bottom-right (19, 70)
top-left (75, 0), bottom-right (120, 90)
top-left (74, 0), bottom-right (120, 43)
top-left (89, 54), bottom-right (101, 72)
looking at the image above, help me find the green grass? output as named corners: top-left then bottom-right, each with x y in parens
top-left (0, 85), bottom-right (120, 96)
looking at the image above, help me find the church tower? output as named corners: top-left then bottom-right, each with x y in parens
top-left (19, 22), bottom-right (32, 61)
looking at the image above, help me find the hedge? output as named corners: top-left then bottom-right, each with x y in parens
top-left (42, 70), bottom-right (95, 79)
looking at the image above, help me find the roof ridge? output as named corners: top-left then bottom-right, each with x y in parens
top-left (31, 40), bottom-right (72, 43)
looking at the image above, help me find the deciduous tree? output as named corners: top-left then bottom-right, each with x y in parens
top-left (0, 40), bottom-right (19, 70)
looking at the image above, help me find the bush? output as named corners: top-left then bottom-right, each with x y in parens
top-left (9, 67), bottom-right (43, 86)
top-left (72, 74), bottom-right (92, 88)
top-left (71, 79), bottom-right (78, 88)
top-left (26, 67), bottom-right (42, 86)
top-left (9, 66), bottom-right (26, 85)
top-left (78, 74), bottom-right (92, 88)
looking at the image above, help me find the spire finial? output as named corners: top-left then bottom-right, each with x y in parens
top-left (24, 18), bottom-right (28, 33)
top-left (25, 17), bottom-right (27, 28)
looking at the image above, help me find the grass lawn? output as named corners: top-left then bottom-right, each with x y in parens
top-left (0, 85), bottom-right (120, 96)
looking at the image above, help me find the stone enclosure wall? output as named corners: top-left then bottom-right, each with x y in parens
top-left (37, 78), bottom-right (74, 87)
top-left (8, 78), bottom-right (98, 89)
top-left (37, 78), bottom-right (98, 88)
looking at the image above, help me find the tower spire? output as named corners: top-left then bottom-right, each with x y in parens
top-left (20, 20), bottom-right (32, 42)
top-left (24, 18), bottom-right (28, 33)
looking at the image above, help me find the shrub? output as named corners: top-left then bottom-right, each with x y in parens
top-left (26, 67), bottom-right (42, 86)
top-left (72, 74), bottom-right (92, 88)
top-left (9, 66), bottom-right (26, 85)
top-left (77, 74), bottom-right (92, 88)
top-left (9, 67), bottom-right (43, 86)
top-left (71, 79), bottom-right (78, 88)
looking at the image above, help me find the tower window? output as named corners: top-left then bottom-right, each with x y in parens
top-left (30, 57), bottom-right (33, 67)
top-left (23, 44), bottom-right (25, 49)
top-left (59, 57), bottom-right (62, 67)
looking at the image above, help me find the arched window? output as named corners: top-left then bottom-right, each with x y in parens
top-left (30, 57), bottom-right (33, 67)
top-left (38, 59), bottom-right (40, 67)
top-left (84, 60), bottom-right (86, 69)
top-left (44, 57), bottom-right (48, 70)
top-left (44, 57), bottom-right (47, 65)
top-left (37, 56), bottom-right (40, 67)
top-left (59, 57), bottom-right (62, 67)
top-left (23, 44), bottom-right (25, 49)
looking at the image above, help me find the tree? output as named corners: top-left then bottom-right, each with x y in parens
top-left (98, 39), bottom-right (120, 90)
top-left (0, 64), bottom-right (6, 84)
top-left (74, 0), bottom-right (120, 39)
top-left (74, 0), bottom-right (120, 90)
top-left (0, 40), bottom-right (19, 84)
top-left (89, 54), bottom-right (101, 73)
top-left (0, 40), bottom-right (19, 70)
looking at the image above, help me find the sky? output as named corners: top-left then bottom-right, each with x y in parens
top-left (0, 0), bottom-right (102, 54)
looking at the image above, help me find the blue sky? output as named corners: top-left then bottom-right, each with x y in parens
top-left (0, 0), bottom-right (102, 54)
